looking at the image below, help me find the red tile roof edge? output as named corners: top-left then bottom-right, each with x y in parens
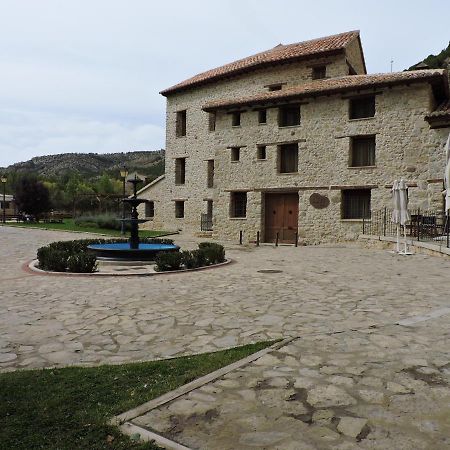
top-left (160, 31), bottom-right (361, 96)
top-left (202, 70), bottom-right (448, 112)
top-left (425, 99), bottom-right (450, 119)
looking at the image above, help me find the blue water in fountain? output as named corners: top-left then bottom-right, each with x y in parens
top-left (88, 243), bottom-right (177, 251)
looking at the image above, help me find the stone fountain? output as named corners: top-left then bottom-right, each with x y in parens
top-left (87, 176), bottom-right (179, 261)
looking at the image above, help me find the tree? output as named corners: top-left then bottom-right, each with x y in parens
top-left (15, 177), bottom-right (52, 219)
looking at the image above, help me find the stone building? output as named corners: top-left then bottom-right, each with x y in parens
top-left (138, 30), bottom-right (450, 244)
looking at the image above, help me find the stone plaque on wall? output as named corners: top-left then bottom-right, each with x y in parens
top-left (309, 193), bottom-right (330, 209)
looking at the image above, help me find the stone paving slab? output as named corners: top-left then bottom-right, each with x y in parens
top-left (130, 318), bottom-right (450, 449)
top-left (1, 226), bottom-right (450, 374)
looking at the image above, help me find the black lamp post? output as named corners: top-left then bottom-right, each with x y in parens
top-left (1, 175), bottom-right (7, 224)
top-left (120, 167), bottom-right (128, 235)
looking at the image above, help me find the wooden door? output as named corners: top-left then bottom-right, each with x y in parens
top-left (264, 193), bottom-right (299, 243)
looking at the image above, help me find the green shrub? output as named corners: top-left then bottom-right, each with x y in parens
top-left (67, 253), bottom-right (98, 273)
top-left (198, 242), bottom-right (226, 264)
top-left (181, 249), bottom-right (208, 269)
top-left (74, 214), bottom-right (129, 231)
top-left (37, 247), bottom-right (70, 272)
top-left (155, 251), bottom-right (183, 272)
top-left (37, 238), bottom-right (176, 273)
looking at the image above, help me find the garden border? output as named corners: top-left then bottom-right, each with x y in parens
top-left (24, 258), bottom-right (233, 277)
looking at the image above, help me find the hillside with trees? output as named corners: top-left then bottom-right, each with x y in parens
top-left (1, 150), bottom-right (165, 215)
top-left (408, 42), bottom-right (450, 70)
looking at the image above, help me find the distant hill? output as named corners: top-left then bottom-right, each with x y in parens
top-left (1, 150), bottom-right (165, 181)
top-left (408, 42), bottom-right (450, 70)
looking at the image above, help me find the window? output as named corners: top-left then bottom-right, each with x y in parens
top-left (312, 66), bottom-right (326, 80)
top-left (176, 110), bottom-right (187, 137)
top-left (231, 147), bottom-right (240, 162)
top-left (278, 143), bottom-right (298, 173)
top-left (349, 96), bottom-right (375, 119)
top-left (268, 83), bottom-right (282, 91)
top-left (206, 199), bottom-right (213, 217)
top-left (342, 189), bottom-right (371, 219)
top-left (175, 158), bottom-right (186, 185)
top-left (350, 136), bottom-right (376, 167)
top-left (207, 159), bottom-right (214, 188)
top-left (278, 105), bottom-right (300, 127)
top-left (175, 201), bottom-right (185, 218)
top-left (145, 201), bottom-right (154, 218)
top-left (258, 109), bottom-right (267, 124)
top-left (230, 192), bottom-right (247, 218)
top-left (231, 112), bottom-right (241, 127)
top-left (208, 112), bottom-right (216, 132)
top-left (257, 145), bottom-right (267, 160)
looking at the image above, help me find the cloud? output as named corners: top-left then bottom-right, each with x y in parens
top-left (0, 109), bottom-right (165, 167)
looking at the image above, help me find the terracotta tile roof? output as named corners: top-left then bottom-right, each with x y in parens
top-left (161, 31), bottom-right (360, 96)
top-left (425, 99), bottom-right (450, 118)
top-left (202, 70), bottom-right (447, 111)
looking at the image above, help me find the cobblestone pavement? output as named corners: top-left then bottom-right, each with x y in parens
top-left (1, 226), bottom-right (450, 374)
top-left (134, 318), bottom-right (450, 449)
top-left (1, 227), bottom-right (450, 448)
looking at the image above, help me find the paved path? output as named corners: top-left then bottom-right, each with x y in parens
top-left (1, 226), bottom-right (450, 374)
top-left (134, 318), bottom-right (450, 449)
top-left (1, 227), bottom-right (450, 448)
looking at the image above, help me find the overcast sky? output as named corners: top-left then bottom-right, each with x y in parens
top-left (1, 0), bottom-right (449, 167)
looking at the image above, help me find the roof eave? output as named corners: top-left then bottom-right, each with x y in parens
top-left (202, 73), bottom-right (448, 112)
top-left (160, 49), bottom-right (345, 97)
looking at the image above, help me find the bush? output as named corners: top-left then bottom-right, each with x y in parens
top-left (155, 251), bottom-right (183, 272)
top-left (74, 214), bottom-right (128, 231)
top-left (67, 253), bottom-right (98, 273)
top-left (37, 247), bottom-right (70, 272)
top-left (36, 238), bottom-right (176, 273)
top-left (198, 242), bottom-right (226, 264)
top-left (181, 249), bottom-right (207, 269)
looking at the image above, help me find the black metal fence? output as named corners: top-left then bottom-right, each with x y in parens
top-left (201, 213), bottom-right (213, 231)
top-left (362, 208), bottom-right (450, 248)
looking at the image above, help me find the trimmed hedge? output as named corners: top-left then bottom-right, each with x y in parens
top-left (37, 238), bottom-right (174, 273)
top-left (74, 214), bottom-right (129, 231)
top-left (155, 242), bottom-right (226, 272)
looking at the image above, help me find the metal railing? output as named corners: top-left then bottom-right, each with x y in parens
top-left (362, 208), bottom-right (450, 248)
top-left (201, 213), bottom-right (213, 231)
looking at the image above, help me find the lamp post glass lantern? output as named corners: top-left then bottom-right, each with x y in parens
top-left (1, 175), bottom-right (7, 224)
top-left (120, 167), bottom-right (129, 235)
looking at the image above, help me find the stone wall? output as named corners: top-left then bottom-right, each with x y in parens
top-left (139, 53), bottom-right (352, 233)
top-left (212, 83), bottom-right (448, 244)
top-left (138, 43), bottom-right (448, 244)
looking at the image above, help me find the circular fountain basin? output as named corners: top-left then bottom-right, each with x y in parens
top-left (87, 243), bottom-right (180, 262)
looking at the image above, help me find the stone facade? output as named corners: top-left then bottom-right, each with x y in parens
top-left (138, 32), bottom-right (450, 244)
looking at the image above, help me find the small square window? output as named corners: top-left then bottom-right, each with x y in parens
top-left (232, 112), bottom-right (241, 127)
top-left (349, 96), bottom-right (375, 119)
top-left (230, 192), bottom-right (247, 218)
top-left (258, 109), bottom-right (267, 124)
top-left (278, 105), bottom-right (300, 127)
top-left (175, 201), bottom-right (185, 218)
top-left (278, 143), bottom-right (298, 173)
top-left (145, 201), bottom-right (154, 218)
top-left (257, 146), bottom-right (267, 160)
top-left (312, 66), bottom-right (326, 80)
top-left (175, 158), bottom-right (186, 185)
top-left (207, 160), bottom-right (214, 188)
top-left (350, 136), bottom-right (376, 167)
top-left (208, 112), bottom-right (216, 132)
top-left (268, 84), bottom-right (282, 91)
top-left (176, 110), bottom-right (186, 137)
top-left (342, 189), bottom-right (371, 219)
top-left (231, 147), bottom-right (240, 162)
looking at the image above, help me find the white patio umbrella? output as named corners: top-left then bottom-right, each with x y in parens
top-left (398, 178), bottom-right (412, 255)
top-left (391, 180), bottom-right (401, 252)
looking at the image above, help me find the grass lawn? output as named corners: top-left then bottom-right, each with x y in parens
top-left (0, 341), bottom-right (272, 450)
top-left (3, 219), bottom-right (168, 238)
